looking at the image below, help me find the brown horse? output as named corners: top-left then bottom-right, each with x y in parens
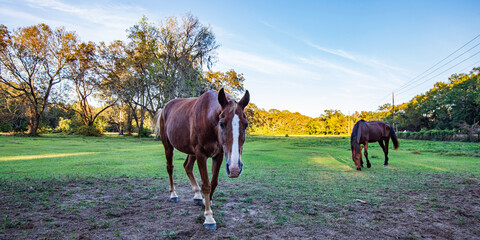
top-left (350, 120), bottom-right (399, 170)
top-left (153, 88), bottom-right (250, 230)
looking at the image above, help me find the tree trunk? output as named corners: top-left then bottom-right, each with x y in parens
top-left (138, 107), bottom-right (145, 136)
top-left (126, 109), bottom-right (132, 136)
top-left (28, 113), bottom-right (40, 136)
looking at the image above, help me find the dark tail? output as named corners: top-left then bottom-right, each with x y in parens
top-left (390, 127), bottom-right (399, 150)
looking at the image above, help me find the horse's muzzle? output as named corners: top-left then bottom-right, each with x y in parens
top-left (226, 161), bottom-right (243, 178)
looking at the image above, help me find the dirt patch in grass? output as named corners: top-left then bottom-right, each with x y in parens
top-left (0, 176), bottom-right (479, 239)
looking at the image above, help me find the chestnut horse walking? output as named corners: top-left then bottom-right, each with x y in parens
top-left (350, 120), bottom-right (399, 170)
top-left (153, 88), bottom-right (250, 230)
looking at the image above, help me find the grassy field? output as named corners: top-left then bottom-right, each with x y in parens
top-left (1, 134), bottom-right (479, 239)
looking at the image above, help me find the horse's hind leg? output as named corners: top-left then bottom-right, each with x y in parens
top-left (364, 143), bottom-right (371, 168)
top-left (380, 138), bottom-right (390, 166)
top-left (163, 140), bottom-right (178, 202)
top-left (184, 155), bottom-right (203, 205)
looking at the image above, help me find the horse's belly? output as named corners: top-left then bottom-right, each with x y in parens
top-left (165, 120), bottom-right (195, 155)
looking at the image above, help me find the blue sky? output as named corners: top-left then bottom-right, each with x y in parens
top-left (1, 0), bottom-right (480, 117)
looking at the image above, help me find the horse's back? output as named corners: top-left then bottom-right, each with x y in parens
top-left (365, 121), bottom-right (391, 142)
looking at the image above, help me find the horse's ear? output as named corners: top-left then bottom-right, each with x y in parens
top-left (238, 90), bottom-right (250, 109)
top-left (218, 88), bottom-right (229, 108)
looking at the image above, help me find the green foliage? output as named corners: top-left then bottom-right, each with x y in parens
top-left (246, 104), bottom-right (357, 135)
top-left (37, 123), bottom-right (53, 134)
top-left (398, 129), bottom-right (458, 141)
top-left (94, 116), bottom-right (109, 133)
top-left (0, 122), bottom-right (13, 132)
top-left (56, 117), bottom-right (72, 133)
top-left (396, 68), bottom-right (480, 131)
top-left (75, 125), bottom-right (103, 136)
top-left (138, 127), bottom-right (151, 138)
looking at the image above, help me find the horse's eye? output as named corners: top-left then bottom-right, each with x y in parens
top-left (219, 121), bottom-right (225, 129)
top-left (244, 122), bottom-right (249, 129)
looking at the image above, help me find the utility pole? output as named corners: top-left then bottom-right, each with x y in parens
top-left (347, 111), bottom-right (351, 134)
top-left (392, 92), bottom-right (396, 132)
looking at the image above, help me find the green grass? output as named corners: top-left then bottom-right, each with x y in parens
top-left (1, 134), bottom-right (480, 238)
top-left (1, 134), bottom-right (479, 206)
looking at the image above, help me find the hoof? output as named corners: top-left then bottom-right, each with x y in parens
top-left (383, 164), bottom-right (388, 167)
top-left (204, 223), bottom-right (217, 230)
top-left (194, 198), bottom-right (204, 206)
top-left (356, 167), bottom-right (362, 171)
top-left (170, 197), bottom-right (178, 203)
top-left (367, 163), bottom-right (371, 168)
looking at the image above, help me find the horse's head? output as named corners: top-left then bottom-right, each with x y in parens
top-left (217, 88), bottom-right (250, 178)
top-left (351, 142), bottom-right (362, 170)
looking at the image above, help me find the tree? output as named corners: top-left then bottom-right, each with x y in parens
top-left (0, 24), bottom-right (77, 136)
top-left (122, 14), bottom-right (219, 136)
top-left (97, 40), bottom-right (130, 134)
top-left (204, 70), bottom-right (245, 97)
top-left (0, 83), bottom-right (28, 132)
top-left (65, 41), bottom-right (116, 126)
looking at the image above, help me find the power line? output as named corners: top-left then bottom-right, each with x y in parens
top-left (397, 49), bottom-right (480, 96)
top-left (396, 40), bottom-right (480, 93)
top-left (458, 58), bottom-right (480, 73)
top-left (366, 33), bottom-right (480, 110)
top-left (394, 33), bottom-right (480, 93)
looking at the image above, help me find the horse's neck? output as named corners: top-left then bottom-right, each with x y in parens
top-left (194, 94), bottom-right (221, 127)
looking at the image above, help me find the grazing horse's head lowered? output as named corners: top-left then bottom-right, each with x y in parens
top-left (217, 88), bottom-right (250, 178)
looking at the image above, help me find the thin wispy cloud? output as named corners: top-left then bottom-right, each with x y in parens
top-left (304, 41), bottom-right (357, 61)
top-left (23, 0), bottom-right (145, 30)
top-left (304, 40), bottom-right (411, 80)
top-left (0, 7), bottom-right (46, 23)
top-left (218, 48), bottom-right (326, 81)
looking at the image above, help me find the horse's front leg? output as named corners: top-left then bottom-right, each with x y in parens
top-left (210, 154), bottom-right (224, 202)
top-left (364, 143), bottom-right (371, 168)
top-left (195, 151), bottom-right (216, 230)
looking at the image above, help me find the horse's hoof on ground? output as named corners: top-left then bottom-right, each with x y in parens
top-left (194, 198), bottom-right (204, 206)
top-left (383, 164), bottom-right (388, 167)
top-left (204, 223), bottom-right (217, 230)
top-left (170, 197), bottom-right (178, 203)
top-left (367, 164), bottom-right (371, 168)
top-left (356, 167), bottom-right (361, 171)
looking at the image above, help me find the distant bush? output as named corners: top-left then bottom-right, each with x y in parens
top-left (94, 116), bottom-right (109, 133)
top-left (0, 122), bottom-right (13, 132)
top-left (397, 129), bottom-right (476, 142)
top-left (75, 125), bottom-right (103, 137)
top-left (138, 127), bottom-right (151, 138)
top-left (38, 123), bottom-right (53, 134)
top-left (56, 117), bottom-right (72, 133)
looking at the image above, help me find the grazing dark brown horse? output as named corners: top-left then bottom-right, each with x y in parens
top-left (350, 120), bottom-right (399, 170)
top-left (153, 88), bottom-right (250, 230)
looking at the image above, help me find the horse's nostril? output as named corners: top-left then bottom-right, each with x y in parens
top-left (239, 161), bottom-right (243, 168)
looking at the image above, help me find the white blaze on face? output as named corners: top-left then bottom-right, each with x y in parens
top-left (230, 114), bottom-right (240, 169)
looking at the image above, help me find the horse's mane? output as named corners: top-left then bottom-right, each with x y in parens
top-left (350, 120), bottom-right (365, 151)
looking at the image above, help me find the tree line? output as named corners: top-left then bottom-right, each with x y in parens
top-left (0, 14), bottom-right (245, 136)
